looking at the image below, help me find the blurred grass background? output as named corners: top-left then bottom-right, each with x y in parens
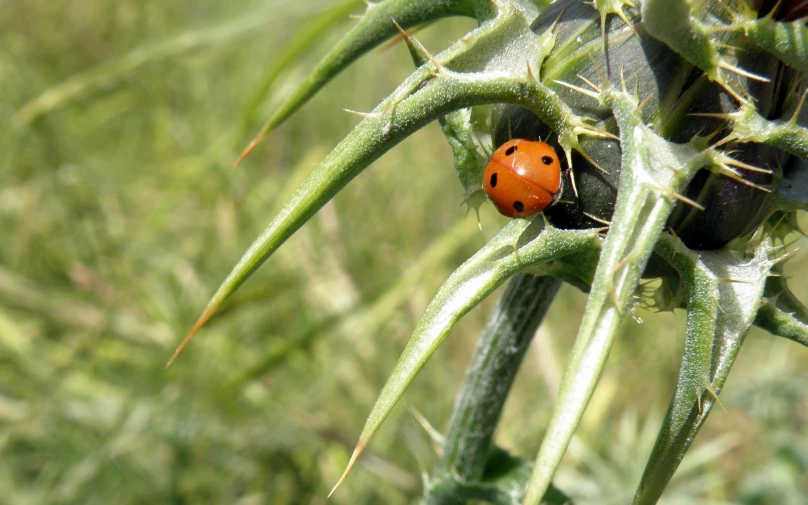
top-left (0, 1), bottom-right (806, 504)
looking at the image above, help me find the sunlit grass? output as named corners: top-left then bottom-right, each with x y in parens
top-left (1, 1), bottom-right (806, 504)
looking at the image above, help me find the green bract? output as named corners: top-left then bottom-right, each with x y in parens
top-left (172, 1), bottom-right (808, 503)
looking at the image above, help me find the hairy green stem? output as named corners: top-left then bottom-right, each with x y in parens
top-left (436, 275), bottom-right (561, 482)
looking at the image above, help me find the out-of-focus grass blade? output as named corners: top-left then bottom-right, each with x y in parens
top-left (15, 3), bottom-right (320, 125)
top-left (329, 219), bottom-right (602, 494)
top-left (237, 0), bottom-right (359, 142)
top-left (228, 217), bottom-right (480, 388)
top-left (234, 0), bottom-right (488, 166)
top-left (0, 266), bottom-right (169, 346)
top-left (632, 236), bottom-right (775, 505)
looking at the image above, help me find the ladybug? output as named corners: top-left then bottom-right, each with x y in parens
top-left (482, 139), bottom-right (562, 218)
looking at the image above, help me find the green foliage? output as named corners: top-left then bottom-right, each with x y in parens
top-left (4, 1), bottom-right (808, 504)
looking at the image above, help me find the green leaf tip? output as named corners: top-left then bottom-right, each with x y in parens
top-left (329, 445), bottom-right (364, 497)
top-left (165, 303), bottom-right (217, 367)
top-left (234, 0), bottom-right (487, 167)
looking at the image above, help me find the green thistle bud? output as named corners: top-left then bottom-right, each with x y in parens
top-left (492, 0), bottom-right (799, 249)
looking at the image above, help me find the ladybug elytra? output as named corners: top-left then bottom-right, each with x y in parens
top-left (482, 139), bottom-right (562, 218)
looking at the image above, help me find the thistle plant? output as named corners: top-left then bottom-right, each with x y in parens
top-left (169, 0), bottom-right (808, 503)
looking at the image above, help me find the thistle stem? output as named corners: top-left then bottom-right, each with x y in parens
top-left (427, 274), bottom-right (562, 502)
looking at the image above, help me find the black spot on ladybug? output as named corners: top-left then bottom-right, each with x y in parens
top-left (513, 201), bottom-right (524, 213)
top-left (505, 145), bottom-right (517, 156)
top-left (541, 156), bottom-right (553, 165)
top-left (490, 173), bottom-right (498, 187)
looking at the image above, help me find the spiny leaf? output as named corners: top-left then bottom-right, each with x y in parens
top-left (171, 3), bottom-right (603, 365)
top-left (591, 0), bottom-right (639, 60)
top-left (711, 98), bottom-right (808, 160)
top-left (745, 14), bottom-right (808, 74)
top-left (399, 10), bottom-right (487, 197)
top-left (234, 0), bottom-right (496, 166)
top-left (523, 84), bottom-right (726, 505)
top-left (756, 297), bottom-right (808, 347)
top-left (641, 0), bottom-right (759, 103)
top-left (755, 272), bottom-right (808, 348)
top-left (402, 23), bottom-right (491, 199)
top-left (633, 234), bottom-right (775, 504)
top-left (330, 219), bottom-right (601, 494)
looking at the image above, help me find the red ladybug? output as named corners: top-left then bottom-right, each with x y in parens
top-left (482, 139), bottom-right (562, 218)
